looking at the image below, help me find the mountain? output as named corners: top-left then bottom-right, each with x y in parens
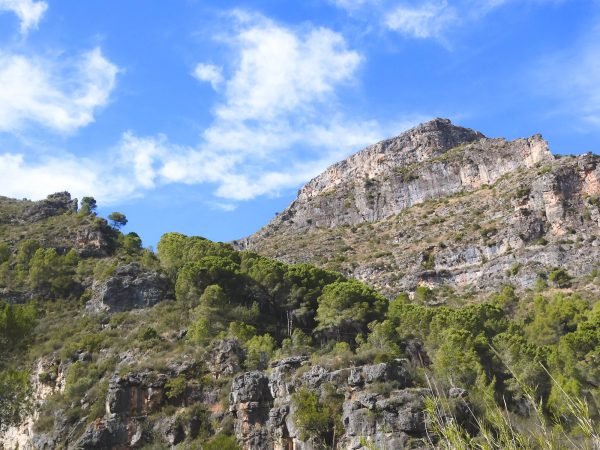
top-left (236, 118), bottom-right (600, 298)
top-left (0, 124), bottom-right (599, 449)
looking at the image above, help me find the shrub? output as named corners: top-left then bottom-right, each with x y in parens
top-left (245, 334), bottom-right (276, 370)
top-left (292, 385), bottom-right (344, 447)
top-left (548, 268), bottom-right (572, 288)
top-left (203, 434), bottom-right (240, 450)
top-left (165, 376), bottom-right (187, 399)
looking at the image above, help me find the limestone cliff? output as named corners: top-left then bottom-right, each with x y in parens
top-left (237, 119), bottom-right (600, 297)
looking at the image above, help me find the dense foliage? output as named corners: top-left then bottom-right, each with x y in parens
top-left (0, 216), bottom-right (598, 447)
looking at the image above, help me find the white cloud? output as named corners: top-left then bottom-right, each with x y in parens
top-left (213, 13), bottom-right (361, 123)
top-left (193, 63), bottom-right (224, 89)
top-left (0, 47), bottom-right (118, 133)
top-left (385, 1), bottom-right (457, 39)
top-left (0, 0), bottom-right (47, 34)
top-left (333, 0), bottom-right (566, 41)
top-left (0, 152), bottom-right (124, 203)
top-left (0, 12), bottom-right (416, 205)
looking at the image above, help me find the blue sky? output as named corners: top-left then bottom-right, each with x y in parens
top-left (0, 0), bottom-right (599, 247)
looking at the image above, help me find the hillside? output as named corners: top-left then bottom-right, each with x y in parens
top-left (0, 188), bottom-right (598, 447)
top-left (236, 119), bottom-right (600, 299)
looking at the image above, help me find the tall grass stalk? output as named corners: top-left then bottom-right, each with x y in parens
top-left (423, 351), bottom-right (599, 450)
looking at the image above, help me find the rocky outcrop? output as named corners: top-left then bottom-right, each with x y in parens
top-left (76, 358), bottom-right (206, 449)
top-left (237, 119), bottom-right (600, 296)
top-left (229, 359), bottom-right (427, 450)
top-left (237, 119), bottom-right (551, 239)
top-left (22, 192), bottom-right (78, 223)
top-left (0, 357), bottom-right (70, 450)
top-left (4, 356), bottom-right (440, 449)
top-left (208, 339), bottom-right (245, 379)
top-left (0, 192), bottom-right (117, 259)
top-left (86, 263), bottom-right (173, 313)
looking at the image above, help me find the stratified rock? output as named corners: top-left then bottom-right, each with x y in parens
top-left (86, 263), bottom-right (173, 313)
top-left (75, 418), bottom-right (130, 450)
top-left (230, 371), bottom-right (274, 450)
top-left (341, 388), bottom-right (430, 449)
top-left (238, 119), bottom-right (600, 296)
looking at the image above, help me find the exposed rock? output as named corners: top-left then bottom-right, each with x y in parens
top-left (230, 371), bottom-right (274, 450)
top-left (207, 339), bottom-right (245, 379)
top-left (229, 360), bottom-right (424, 450)
top-left (341, 388), bottom-right (429, 450)
top-left (75, 418), bottom-right (129, 450)
top-left (86, 263), bottom-right (173, 313)
top-left (106, 371), bottom-right (168, 418)
top-left (0, 356), bottom-right (70, 450)
top-left (22, 192), bottom-right (78, 223)
top-left (77, 364), bottom-right (204, 449)
top-left (74, 226), bottom-right (115, 258)
top-left (237, 119), bottom-right (600, 296)
top-left (236, 119), bottom-right (548, 237)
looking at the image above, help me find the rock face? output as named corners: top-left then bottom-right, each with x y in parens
top-left (0, 192), bottom-right (116, 259)
top-left (229, 358), bottom-right (428, 450)
top-left (237, 119), bottom-right (600, 296)
top-left (208, 339), bottom-right (246, 379)
top-left (22, 192), bottom-right (79, 223)
top-left (86, 263), bottom-right (173, 313)
top-left (237, 119), bottom-right (548, 236)
top-left (0, 357), bottom-right (70, 450)
top-left (75, 361), bottom-right (207, 450)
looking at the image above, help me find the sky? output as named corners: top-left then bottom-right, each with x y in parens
top-left (0, 0), bottom-right (599, 247)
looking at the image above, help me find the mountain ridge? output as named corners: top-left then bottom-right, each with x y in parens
top-left (236, 118), bottom-right (600, 297)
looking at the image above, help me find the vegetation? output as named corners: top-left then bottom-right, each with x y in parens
top-left (0, 196), bottom-right (598, 448)
top-left (292, 385), bottom-right (344, 447)
top-left (108, 211), bottom-right (128, 230)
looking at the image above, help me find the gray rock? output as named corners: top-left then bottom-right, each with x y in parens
top-left (228, 362), bottom-right (428, 450)
top-left (75, 418), bottom-right (130, 449)
top-left (86, 263), bottom-right (173, 313)
top-left (237, 119), bottom-right (600, 297)
top-left (208, 339), bottom-right (245, 379)
top-left (22, 192), bottom-right (78, 223)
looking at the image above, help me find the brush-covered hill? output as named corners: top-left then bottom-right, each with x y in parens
top-left (0, 191), bottom-right (598, 447)
top-left (236, 119), bottom-right (600, 299)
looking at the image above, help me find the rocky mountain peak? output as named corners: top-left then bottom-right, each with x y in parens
top-left (240, 119), bottom-right (554, 242)
top-left (238, 119), bottom-right (599, 296)
top-left (296, 118), bottom-right (487, 203)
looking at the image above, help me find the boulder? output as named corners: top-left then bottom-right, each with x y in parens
top-left (86, 263), bottom-right (173, 313)
top-left (207, 339), bottom-right (245, 379)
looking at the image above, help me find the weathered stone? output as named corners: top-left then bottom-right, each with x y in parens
top-left (75, 418), bottom-right (130, 449)
top-left (86, 263), bottom-right (173, 313)
top-left (22, 192), bottom-right (78, 223)
top-left (208, 339), bottom-right (245, 379)
top-left (228, 362), bottom-right (427, 450)
top-left (237, 119), bottom-right (600, 297)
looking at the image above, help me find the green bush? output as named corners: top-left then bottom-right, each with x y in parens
top-left (292, 385), bottom-right (344, 447)
top-left (203, 434), bottom-right (240, 450)
top-left (245, 334), bottom-right (276, 370)
top-left (165, 376), bottom-right (187, 399)
top-left (315, 279), bottom-right (386, 341)
top-left (548, 268), bottom-right (572, 288)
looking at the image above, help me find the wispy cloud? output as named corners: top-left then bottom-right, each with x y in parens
top-left (193, 63), bottom-right (224, 89)
top-left (534, 22), bottom-right (600, 129)
top-left (384, 1), bottom-right (457, 39)
top-left (332, 0), bottom-right (565, 41)
top-left (0, 11), bottom-right (420, 205)
top-left (0, 0), bottom-right (47, 34)
top-left (0, 47), bottom-right (118, 133)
